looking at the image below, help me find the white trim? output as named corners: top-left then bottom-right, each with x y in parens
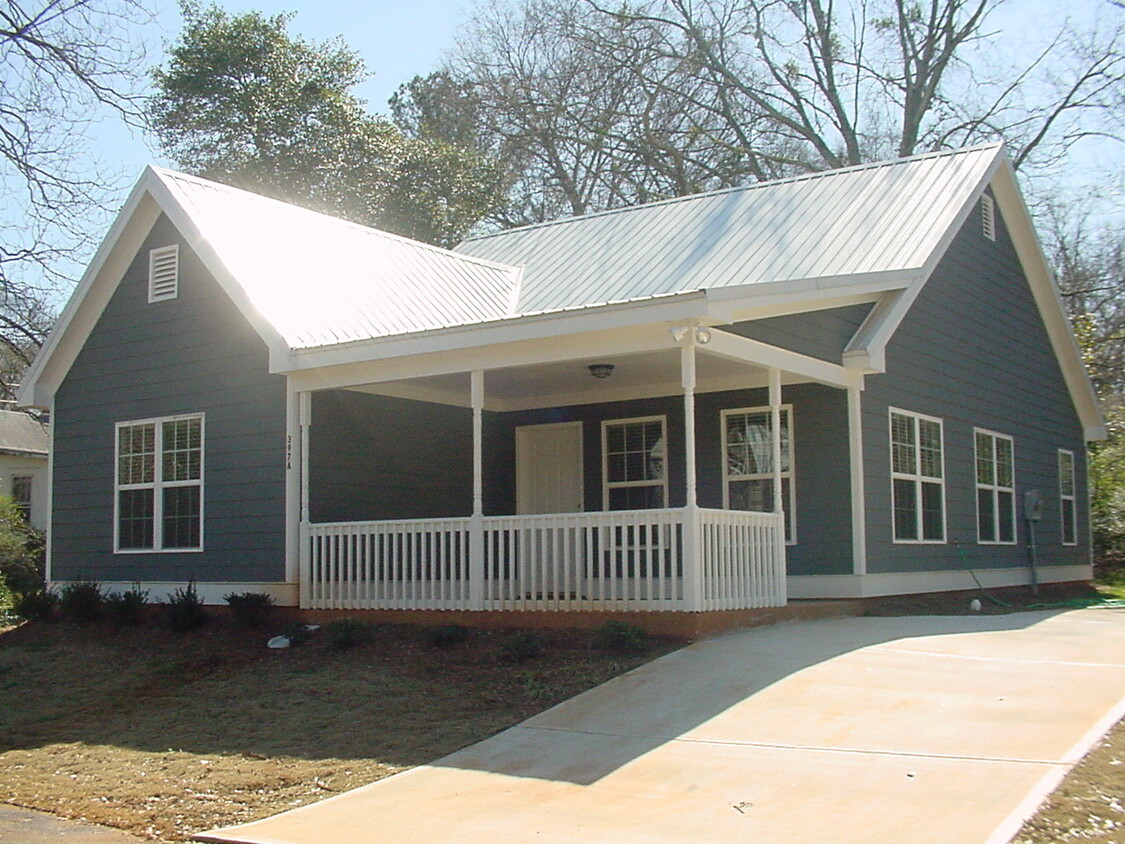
top-left (113, 412), bottom-right (205, 553)
top-left (787, 565), bottom-right (1092, 599)
top-left (848, 387), bottom-right (866, 575)
top-left (720, 404), bottom-right (795, 544)
top-left (44, 399), bottom-right (54, 582)
top-left (1059, 448), bottom-right (1078, 546)
top-left (974, 428), bottom-right (1017, 546)
top-left (601, 415), bottom-right (668, 510)
top-left (889, 407), bottom-right (947, 544)
top-left (54, 580), bottom-right (300, 607)
top-left (705, 328), bottom-right (864, 390)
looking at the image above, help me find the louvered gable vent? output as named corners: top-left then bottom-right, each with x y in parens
top-left (148, 244), bottom-right (180, 302)
top-left (981, 193), bottom-right (996, 242)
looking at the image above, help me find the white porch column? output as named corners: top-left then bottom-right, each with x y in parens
top-left (296, 390), bottom-right (312, 608)
top-left (768, 367), bottom-right (787, 603)
top-left (469, 370), bottom-right (485, 610)
top-left (681, 342), bottom-right (703, 611)
top-left (848, 386), bottom-right (867, 575)
top-left (768, 368), bottom-right (783, 515)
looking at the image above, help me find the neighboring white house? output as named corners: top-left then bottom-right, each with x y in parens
top-left (0, 408), bottom-right (49, 530)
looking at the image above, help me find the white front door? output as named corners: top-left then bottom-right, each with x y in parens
top-left (516, 422), bottom-right (584, 514)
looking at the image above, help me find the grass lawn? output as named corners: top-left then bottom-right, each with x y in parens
top-left (0, 616), bottom-right (679, 842)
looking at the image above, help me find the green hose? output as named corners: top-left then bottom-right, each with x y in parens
top-left (952, 542), bottom-right (1125, 611)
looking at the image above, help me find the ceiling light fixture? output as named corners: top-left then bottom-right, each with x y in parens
top-left (588, 363), bottom-right (615, 379)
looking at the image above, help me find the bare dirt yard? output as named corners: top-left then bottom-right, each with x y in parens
top-left (0, 615), bottom-right (679, 842)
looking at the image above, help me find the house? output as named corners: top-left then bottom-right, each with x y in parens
top-left (16, 143), bottom-right (1104, 624)
top-left (0, 408), bottom-right (49, 530)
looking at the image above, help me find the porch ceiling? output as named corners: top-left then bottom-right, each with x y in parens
top-left (350, 347), bottom-right (805, 411)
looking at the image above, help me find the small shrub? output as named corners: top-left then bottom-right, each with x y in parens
top-left (162, 580), bottom-right (209, 632)
top-left (104, 587), bottom-right (149, 625)
top-left (14, 588), bottom-right (57, 622)
top-left (224, 591), bottom-right (275, 627)
top-left (499, 631), bottom-right (543, 663)
top-left (58, 581), bottom-right (104, 623)
top-left (325, 617), bottom-right (371, 649)
top-left (593, 620), bottom-right (648, 653)
top-left (0, 495), bottom-right (45, 597)
top-left (424, 623), bottom-right (468, 649)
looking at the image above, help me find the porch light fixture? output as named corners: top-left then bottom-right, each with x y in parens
top-left (588, 363), bottom-right (615, 379)
top-left (695, 327), bottom-right (713, 345)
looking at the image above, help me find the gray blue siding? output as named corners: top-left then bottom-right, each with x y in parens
top-left (862, 193), bottom-right (1089, 574)
top-left (52, 214), bottom-right (287, 583)
top-left (728, 304), bottom-right (873, 362)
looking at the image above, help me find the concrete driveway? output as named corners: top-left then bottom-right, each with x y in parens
top-left (197, 608), bottom-right (1125, 844)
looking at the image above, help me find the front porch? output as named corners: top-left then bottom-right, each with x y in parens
top-left (304, 507), bottom-right (785, 612)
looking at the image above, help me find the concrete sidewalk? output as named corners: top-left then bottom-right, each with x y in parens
top-left (198, 608), bottom-right (1125, 844)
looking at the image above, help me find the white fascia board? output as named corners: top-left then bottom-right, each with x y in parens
top-left (146, 175), bottom-right (293, 365)
top-left (283, 292), bottom-right (710, 375)
top-left (17, 173), bottom-right (163, 409)
top-left (988, 165), bottom-right (1106, 442)
top-left (704, 328), bottom-right (864, 390)
top-left (287, 321), bottom-right (688, 393)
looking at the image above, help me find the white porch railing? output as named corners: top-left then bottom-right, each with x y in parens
top-left (303, 507), bottom-right (785, 612)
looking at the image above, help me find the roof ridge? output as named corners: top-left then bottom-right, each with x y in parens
top-left (151, 167), bottom-right (523, 276)
top-left (459, 142), bottom-right (1005, 244)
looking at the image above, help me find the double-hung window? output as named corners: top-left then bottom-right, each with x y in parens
top-left (116, 414), bottom-right (203, 552)
top-left (722, 406), bottom-right (794, 542)
top-left (10, 475), bottom-right (32, 520)
top-left (975, 430), bottom-right (1015, 544)
top-left (1059, 449), bottom-right (1077, 546)
top-left (890, 409), bottom-right (945, 543)
top-left (602, 417), bottom-right (666, 510)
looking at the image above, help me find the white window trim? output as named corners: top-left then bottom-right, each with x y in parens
top-left (889, 407), bottom-right (947, 544)
top-left (148, 244), bottom-right (180, 303)
top-left (721, 405), bottom-right (796, 545)
top-left (1059, 448), bottom-right (1077, 546)
top-left (114, 413), bottom-right (205, 553)
top-left (601, 415), bottom-right (668, 510)
top-left (974, 428), bottom-right (1017, 546)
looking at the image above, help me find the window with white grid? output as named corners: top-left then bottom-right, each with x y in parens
top-left (975, 429), bottom-right (1015, 544)
top-left (890, 409), bottom-right (945, 543)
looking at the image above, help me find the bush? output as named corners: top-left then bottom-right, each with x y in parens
top-left (499, 631), bottom-right (543, 663)
top-left (14, 588), bottom-right (57, 622)
top-left (104, 587), bottom-right (149, 625)
top-left (57, 581), bottom-right (104, 623)
top-left (0, 495), bottom-right (45, 597)
top-left (325, 617), bottom-right (371, 649)
top-left (593, 620), bottom-right (648, 653)
top-left (423, 623), bottom-right (468, 649)
top-left (162, 581), bottom-right (209, 632)
top-left (224, 591), bottom-right (275, 627)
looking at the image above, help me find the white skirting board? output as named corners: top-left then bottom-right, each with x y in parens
top-left (788, 565), bottom-right (1093, 599)
top-left (49, 580), bottom-right (300, 606)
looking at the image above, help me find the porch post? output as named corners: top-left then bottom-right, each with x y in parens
top-left (768, 368), bottom-right (783, 514)
top-left (768, 367), bottom-right (787, 602)
top-left (681, 342), bottom-right (703, 611)
top-left (297, 391), bottom-right (312, 608)
top-left (469, 370), bottom-right (485, 610)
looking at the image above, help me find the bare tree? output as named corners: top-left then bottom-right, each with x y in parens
top-left (0, 0), bottom-right (152, 398)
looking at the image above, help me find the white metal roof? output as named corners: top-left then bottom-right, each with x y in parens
top-left (457, 144), bottom-right (1003, 314)
top-left (154, 169), bottom-right (523, 349)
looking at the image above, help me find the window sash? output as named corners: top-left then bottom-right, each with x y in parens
top-left (722, 406), bottom-right (795, 542)
top-left (1059, 449), bottom-right (1077, 546)
top-left (602, 417), bottom-right (666, 510)
top-left (975, 430), bottom-right (1016, 545)
top-left (115, 415), bottom-right (203, 552)
top-left (890, 410), bottom-right (945, 543)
